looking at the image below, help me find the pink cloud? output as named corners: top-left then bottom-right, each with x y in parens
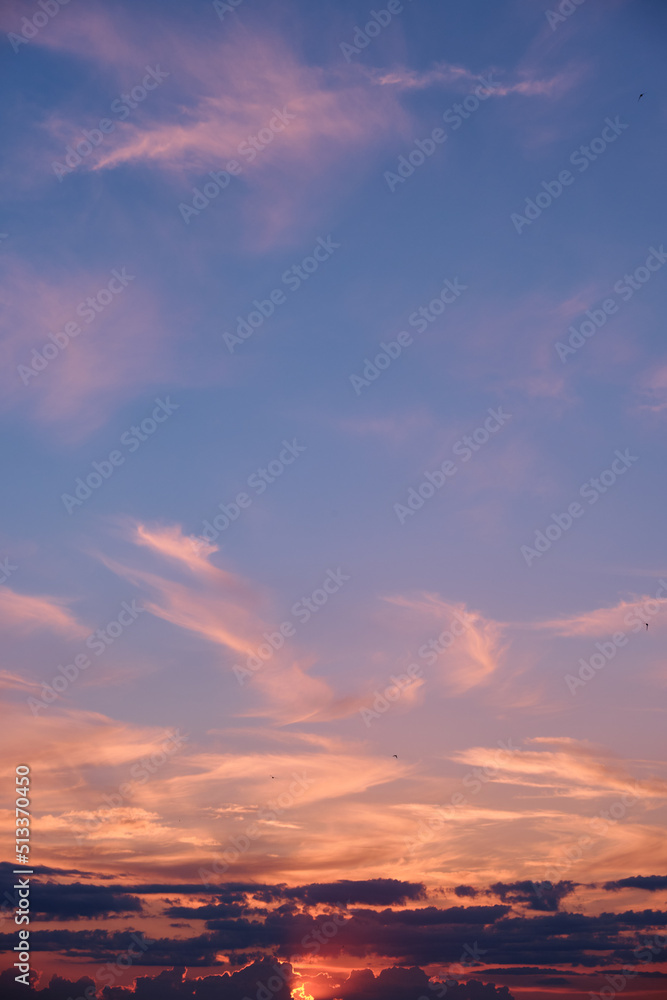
top-left (371, 62), bottom-right (579, 99)
top-left (382, 592), bottom-right (507, 693)
top-left (534, 592), bottom-right (667, 637)
top-left (0, 586), bottom-right (86, 637)
top-left (19, 6), bottom-right (411, 248)
top-left (0, 260), bottom-right (173, 440)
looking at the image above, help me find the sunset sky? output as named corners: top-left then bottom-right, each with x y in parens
top-left (1, 1), bottom-right (667, 998)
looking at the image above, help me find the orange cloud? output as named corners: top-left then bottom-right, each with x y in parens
top-left (383, 592), bottom-right (506, 693)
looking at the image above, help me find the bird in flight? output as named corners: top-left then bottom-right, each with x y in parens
top-left (270, 775), bottom-right (275, 779)
top-left (639, 94), bottom-right (644, 100)
top-left (392, 754), bottom-right (398, 759)
top-left (645, 623), bottom-right (649, 630)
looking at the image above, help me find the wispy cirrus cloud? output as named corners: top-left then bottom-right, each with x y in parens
top-left (0, 260), bottom-right (172, 440)
top-left (383, 592), bottom-right (507, 693)
top-left (370, 61), bottom-right (581, 98)
top-left (533, 593), bottom-right (667, 637)
top-left (0, 586), bottom-right (86, 637)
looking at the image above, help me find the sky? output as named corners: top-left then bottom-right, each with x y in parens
top-left (1, 0), bottom-right (667, 998)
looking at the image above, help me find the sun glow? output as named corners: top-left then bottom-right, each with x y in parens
top-left (291, 985), bottom-right (315, 1000)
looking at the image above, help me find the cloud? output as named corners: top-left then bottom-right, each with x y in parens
top-left (452, 737), bottom-right (667, 800)
top-left (603, 875), bottom-right (667, 893)
top-left (282, 878), bottom-right (426, 907)
top-left (0, 587), bottom-right (86, 637)
top-left (17, 5), bottom-right (411, 248)
top-left (488, 880), bottom-right (578, 912)
top-left (0, 867), bottom-right (142, 921)
top-left (383, 593), bottom-right (507, 693)
top-left (534, 594), bottom-right (667, 637)
top-left (370, 62), bottom-right (578, 99)
top-left (0, 260), bottom-right (171, 440)
top-left (97, 522), bottom-right (262, 658)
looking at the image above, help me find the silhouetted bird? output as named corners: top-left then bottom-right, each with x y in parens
top-left (639, 94), bottom-right (644, 100)
top-left (392, 754), bottom-right (398, 758)
top-left (645, 623), bottom-right (649, 630)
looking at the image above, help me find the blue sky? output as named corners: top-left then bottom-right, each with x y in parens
top-left (1, 1), bottom-right (667, 998)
